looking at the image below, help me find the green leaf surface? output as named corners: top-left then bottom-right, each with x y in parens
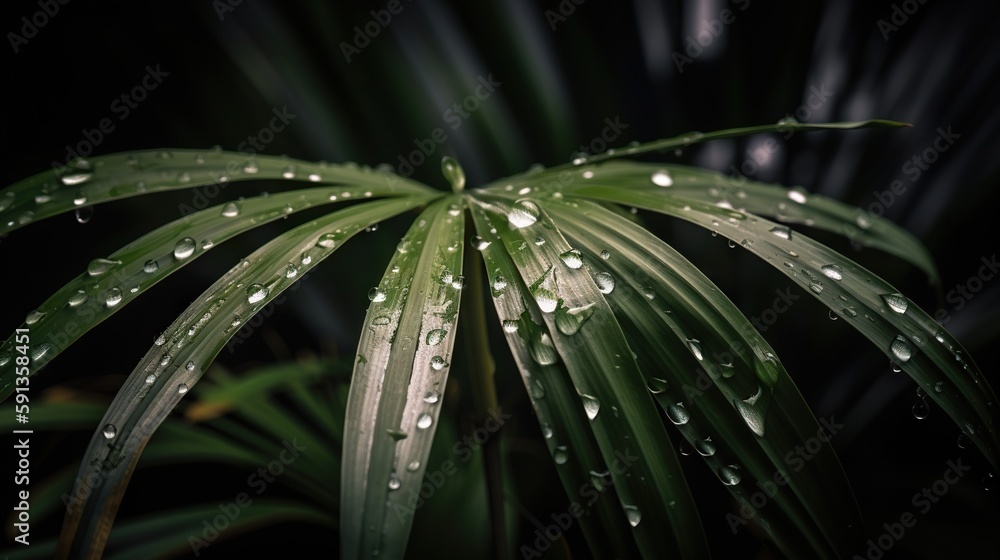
top-left (471, 193), bottom-right (710, 559)
top-left (55, 197), bottom-right (428, 559)
top-left (340, 197), bottom-right (466, 559)
top-left (544, 197), bottom-right (866, 558)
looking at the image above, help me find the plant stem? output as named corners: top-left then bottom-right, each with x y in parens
top-left (462, 224), bottom-right (506, 560)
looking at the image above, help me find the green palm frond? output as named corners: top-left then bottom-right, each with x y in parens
top-left (1, 120), bottom-right (996, 559)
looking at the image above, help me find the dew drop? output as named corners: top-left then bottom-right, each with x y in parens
top-left (646, 377), bottom-right (667, 394)
top-left (426, 329), bottom-right (447, 345)
top-left (623, 505), bottom-right (642, 527)
top-left (423, 391), bottom-right (441, 404)
top-left (667, 402), bottom-right (690, 425)
top-left (501, 319), bottom-right (519, 333)
top-left (87, 258), bottom-right (121, 277)
top-left (529, 333), bottom-right (559, 365)
top-left (407, 461), bottom-right (421, 472)
top-left (284, 263), bottom-right (299, 278)
top-left (508, 199), bottom-right (540, 229)
top-left (559, 249), bottom-right (583, 269)
top-left (881, 293), bottom-right (908, 314)
top-left (600, 250), bottom-right (610, 260)
top-left (145, 373), bottom-right (156, 384)
top-left (890, 335), bottom-right (913, 363)
top-left (553, 446), bottom-right (568, 464)
top-left (316, 233), bottom-right (337, 248)
top-left (957, 433), bottom-right (970, 449)
top-left (368, 287), bottom-right (387, 302)
top-left (68, 290), bottom-right (88, 307)
top-left (104, 287), bottom-right (123, 308)
top-left (821, 264), bottom-right (843, 280)
top-left (75, 206), bottom-right (93, 224)
top-left (580, 394), bottom-right (600, 420)
top-left (686, 338), bottom-right (703, 361)
top-left (102, 424), bottom-right (117, 439)
top-left (430, 356), bottom-right (447, 371)
top-left (143, 259), bottom-right (159, 273)
top-left (221, 202), bottom-right (240, 217)
top-left (471, 235), bottom-right (490, 250)
top-left (912, 398), bottom-right (929, 420)
top-left (719, 464), bottom-right (742, 486)
top-left (416, 413), bottom-right (433, 430)
top-left (769, 225), bottom-right (791, 240)
top-left (25, 310), bottom-right (44, 325)
top-left (651, 170), bottom-right (673, 187)
top-left (173, 237), bottom-right (196, 260)
top-left (177, 384), bottom-right (189, 395)
top-left (246, 283), bottom-right (268, 304)
top-left (695, 437), bottom-right (716, 456)
top-left (787, 189), bottom-right (808, 204)
top-left (594, 271), bottom-right (615, 294)
top-left (388, 477), bottom-right (401, 491)
top-left (441, 156), bottom-right (466, 191)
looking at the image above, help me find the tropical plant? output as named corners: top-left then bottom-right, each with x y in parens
top-left (1, 117), bottom-right (997, 560)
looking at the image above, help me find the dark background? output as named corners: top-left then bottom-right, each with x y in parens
top-left (2, 0), bottom-right (999, 558)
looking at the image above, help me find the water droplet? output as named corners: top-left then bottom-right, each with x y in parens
top-left (87, 258), bottom-right (121, 277)
top-left (104, 287), bottom-right (123, 308)
top-left (821, 264), bottom-right (843, 280)
top-left (492, 272), bottom-right (508, 295)
top-left (667, 402), bottom-right (690, 425)
top-left (75, 206), bottom-right (93, 224)
top-left (776, 116), bottom-right (798, 131)
top-left (141, 259), bottom-right (158, 274)
top-left (623, 505), bottom-right (642, 527)
top-left (719, 464), bottom-right (742, 486)
top-left (600, 250), bottom-right (610, 260)
top-left (441, 156), bottom-right (465, 191)
top-left (102, 424), bottom-right (117, 439)
top-left (957, 433), bottom-right (970, 449)
top-left (221, 202), bottom-right (240, 217)
top-left (580, 394), bottom-right (600, 420)
top-left (471, 235), bottom-right (490, 250)
top-left (912, 398), bottom-right (929, 419)
top-left (243, 161), bottom-right (259, 174)
top-left (173, 237), bottom-right (196, 260)
top-left (594, 271), bottom-right (615, 294)
top-left (651, 170), bottom-right (673, 187)
top-left (686, 338), bottom-right (703, 361)
top-left (423, 391), bottom-right (441, 404)
top-left (541, 424), bottom-right (553, 439)
top-left (25, 310), bottom-right (44, 325)
top-left (508, 199), bottom-right (540, 229)
top-left (529, 333), bottom-right (559, 365)
top-left (646, 377), bottom-right (667, 394)
top-left (284, 263), bottom-right (298, 278)
top-left (769, 225), bottom-right (791, 240)
top-left (186, 360), bottom-right (196, 371)
top-left (145, 373), bottom-right (156, 384)
top-left (695, 437), bottom-right (716, 456)
top-left (809, 282), bottom-right (824, 294)
top-left (281, 165), bottom-right (296, 179)
top-left (734, 386), bottom-right (767, 437)
top-left (555, 303), bottom-right (595, 335)
top-left (426, 329), bottom-right (447, 345)
top-left (178, 383), bottom-right (189, 395)
top-left (368, 287), bottom-right (387, 303)
top-left (316, 233), bottom-right (337, 249)
top-left (68, 290), bottom-right (88, 307)
top-left (841, 306), bottom-right (858, 318)
top-left (417, 413), bottom-right (433, 429)
top-left (553, 446), bottom-right (568, 464)
top-left (246, 283), bottom-right (268, 304)
top-left (881, 293), bottom-right (908, 314)
top-left (890, 335), bottom-right (913, 363)
top-left (501, 319), bottom-right (519, 333)
top-left (60, 161), bottom-right (94, 185)
top-left (430, 356), bottom-right (447, 371)
top-left (559, 249), bottom-right (583, 269)
top-left (984, 473), bottom-right (997, 492)
top-left (407, 461), bottom-right (421, 472)
top-left (787, 189), bottom-right (808, 204)
top-left (571, 152), bottom-right (588, 165)
top-left (534, 236), bottom-right (546, 246)
top-left (388, 477), bottom-right (401, 491)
